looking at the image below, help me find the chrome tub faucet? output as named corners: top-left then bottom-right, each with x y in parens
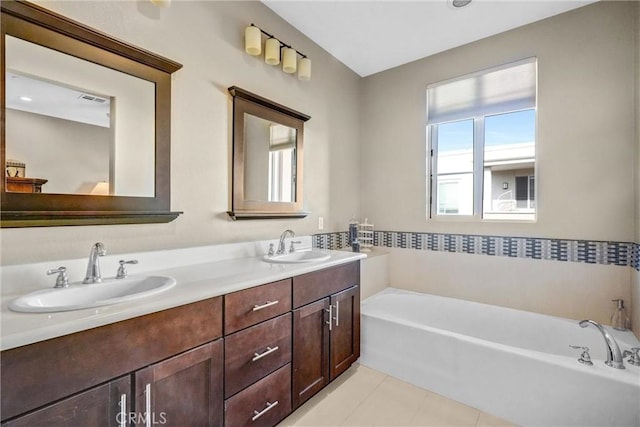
top-left (579, 319), bottom-right (625, 369)
top-left (83, 242), bottom-right (106, 284)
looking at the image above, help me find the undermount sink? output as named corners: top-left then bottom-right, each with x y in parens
top-left (9, 275), bottom-right (177, 313)
top-left (262, 250), bottom-right (331, 264)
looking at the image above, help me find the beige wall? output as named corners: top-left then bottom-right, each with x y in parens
top-left (360, 1), bottom-right (636, 242)
top-left (0, 1), bottom-right (361, 265)
top-left (388, 247), bottom-right (630, 326)
top-left (6, 109), bottom-right (110, 194)
top-left (359, 2), bottom-right (638, 326)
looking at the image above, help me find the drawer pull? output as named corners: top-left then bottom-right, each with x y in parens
top-left (145, 383), bottom-right (152, 427)
top-left (252, 300), bottom-right (279, 312)
top-left (119, 393), bottom-right (127, 427)
top-left (334, 301), bottom-right (340, 327)
top-left (252, 400), bottom-right (279, 421)
top-left (325, 304), bottom-right (333, 331)
top-left (252, 346), bottom-right (279, 362)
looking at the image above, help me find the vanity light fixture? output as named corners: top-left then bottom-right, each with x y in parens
top-left (244, 24), bottom-right (311, 81)
top-left (450, 0), bottom-right (472, 7)
top-left (149, 0), bottom-right (171, 7)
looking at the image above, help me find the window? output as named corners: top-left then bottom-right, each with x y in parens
top-left (427, 58), bottom-right (537, 221)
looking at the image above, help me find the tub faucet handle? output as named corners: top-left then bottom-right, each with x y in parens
top-left (569, 345), bottom-right (593, 366)
top-left (622, 347), bottom-right (640, 366)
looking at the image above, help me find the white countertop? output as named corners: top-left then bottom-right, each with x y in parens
top-left (1, 247), bottom-right (365, 351)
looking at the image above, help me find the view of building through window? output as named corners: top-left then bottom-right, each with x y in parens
top-left (433, 110), bottom-right (535, 220)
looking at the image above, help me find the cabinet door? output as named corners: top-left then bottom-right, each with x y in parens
top-left (292, 298), bottom-right (330, 409)
top-left (135, 340), bottom-right (223, 427)
top-left (3, 376), bottom-right (130, 427)
top-left (330, 285), bottom-right (360, 380)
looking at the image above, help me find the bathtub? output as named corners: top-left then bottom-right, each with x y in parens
top-left (360, 288), bottom-right (640, 427)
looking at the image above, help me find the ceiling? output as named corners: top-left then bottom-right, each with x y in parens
top-left (262, 0), bottom-right (598, 77)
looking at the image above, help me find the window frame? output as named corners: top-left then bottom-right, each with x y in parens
top-left (428, 109), bottom-right (537, 222)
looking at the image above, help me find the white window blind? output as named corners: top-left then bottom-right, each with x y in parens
top-left (427, 58), bottom-right (536, 125)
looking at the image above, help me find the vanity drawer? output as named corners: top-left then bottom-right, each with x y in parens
top-left (225, 363), bottom-right (291, 427)
top-left (293, 262), bottom-right (360, 308)
top-left (224, 313), bottom-right (292, 398)
top-left (225, 279), bottom-right (291, 334)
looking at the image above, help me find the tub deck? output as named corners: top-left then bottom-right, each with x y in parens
top-left (360, 288), bottom-right (640, 427)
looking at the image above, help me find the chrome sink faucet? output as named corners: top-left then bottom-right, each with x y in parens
top-left (579, 319), bottom-right (625, 369)
top-left (277, 230), bottom-right (295, 255)
top-left (83, 242), bottom-right (106, 284)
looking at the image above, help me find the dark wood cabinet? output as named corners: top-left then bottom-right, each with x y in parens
top-left (330, 286), bottom-right (361, 379)
top-left (292, 298), bottom-right (331, 409)
top-left (224, 313), bottom-right (292, 398)
top-left (224, 364), bottom-right (292, 427)
top-left (135, 340), bottom-right (224, 427)
top-left (1, 261), bottom-right (360, 427)
top-left (291, 263), bottom-right (360, 410)
top-left (224, 279), bottom-right (291, 335)
top-left (2, 376), bottom-right (130, 427)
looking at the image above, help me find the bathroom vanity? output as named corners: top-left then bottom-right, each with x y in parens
top-left (0, 255), bottom-right (361, 427)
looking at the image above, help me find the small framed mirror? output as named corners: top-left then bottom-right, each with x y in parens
top-left (228, 86), bottom-right (310, 220)
top-left (1, 0), bottom-right (182, 227)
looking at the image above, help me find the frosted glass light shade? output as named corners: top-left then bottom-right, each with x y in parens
top-left (265, 38), bottom-right (280, 65)
top-left (282, 48), bottom-right (297, 73)
top-left (298, 57), bottom-right (311, 81)
top-left (245, 26), bottom-right (261, 56)
top-left (150, 0), bottom-right (171, 7)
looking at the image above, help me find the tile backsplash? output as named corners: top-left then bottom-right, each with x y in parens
top-left (314, 231), bottom-right (638, 270)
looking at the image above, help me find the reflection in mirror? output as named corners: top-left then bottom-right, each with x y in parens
top-left (4, 35), bottom-right (155, 197)
top-left (1, 0), bottom-right (183, 227)
top-left (228, 86), bottom-right (310, 219)
top-left (244, 113), bottom-right (297, 203)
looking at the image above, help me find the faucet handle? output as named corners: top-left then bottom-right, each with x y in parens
top-left (569, 345), bottom-right (593, 366)
top-left (623, 347), bottom-right (640, 366)
top-left (47, 266), bottom-right (69, 288)
top-left (116, 259), bottom-right (138, 279)
top-left (289, 240), bottom-right (302, 253)
top-left (268, 243), bottom-right (275, 257)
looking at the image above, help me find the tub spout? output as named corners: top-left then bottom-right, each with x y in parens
top-left (579, 319), bottom-right (625, 369)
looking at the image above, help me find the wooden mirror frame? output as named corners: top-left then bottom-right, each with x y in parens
top-left (228, 86), bottom-right (310, 220)
top-left (0, 0), bottom-right (183, 227)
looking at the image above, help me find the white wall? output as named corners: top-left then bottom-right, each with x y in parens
top-left (359, 2), bottom-right (638, 325)
top-left (0, 0), bottom-right (361, 265)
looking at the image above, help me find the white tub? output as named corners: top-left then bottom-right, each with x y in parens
top-left (360, 288), bottom-right (640, 427)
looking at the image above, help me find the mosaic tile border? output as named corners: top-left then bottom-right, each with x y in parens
top-left (313, 231), bottom-right (639, 270)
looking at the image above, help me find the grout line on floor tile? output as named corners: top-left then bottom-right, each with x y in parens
top-left (473, 409), bottom-right (481, 427)
top-left (340, 372), bottom-right (390, 424)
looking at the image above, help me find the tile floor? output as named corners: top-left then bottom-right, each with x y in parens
top-left (278, 363), bottom-right (518, 427)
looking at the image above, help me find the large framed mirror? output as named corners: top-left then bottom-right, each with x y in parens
top-left (1, 0), bottom-right (183, 227)
top-left (228, 86), bottom-right (310, 219)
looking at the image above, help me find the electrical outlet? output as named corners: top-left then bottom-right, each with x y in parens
top-left (318, 216), bottom-right (324, 230)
